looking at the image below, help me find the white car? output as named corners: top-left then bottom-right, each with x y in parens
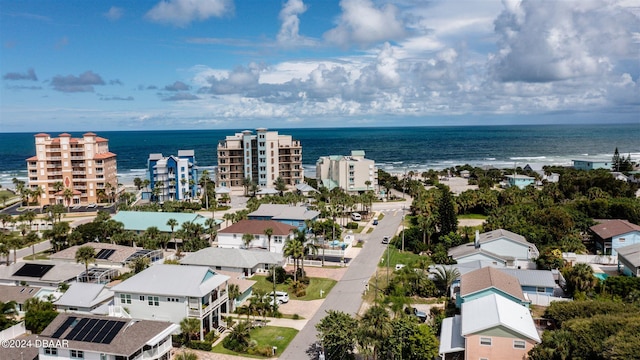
top-left (351, 213), bottom-right (362, 221)
top-left (268, 291), bottom-right (289, 304)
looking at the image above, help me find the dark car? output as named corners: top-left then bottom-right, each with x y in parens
top-left (373, 219), bottom-right (379, 225)
top-left (382, 236), bottom-right (389, 244)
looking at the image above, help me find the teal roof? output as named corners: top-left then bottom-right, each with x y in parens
top-left (350, 150), bottom-right (365, 156)
top-left (111, 211), bottom-right (218, 232)
top-left (321, 179), bottom-right (339, 190)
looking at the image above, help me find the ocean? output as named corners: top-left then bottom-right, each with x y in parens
top-left (1, 123), bottom-right (638, 188)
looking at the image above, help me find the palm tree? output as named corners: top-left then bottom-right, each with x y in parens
top-left (144, 226), bottom-right (160, 248)
top-left (358, 305), bottom-right (392, 360)
top-left (228, 283), bottom-right (241, 312)
top-left (223, 213), bottom-right (233, 227)
top-left (0, 242), bottom-right (9, 265)
top-left (564, 263), bottom-right (597, 296)
top-left (242, 233), bottom-right (254, 249)
top-left (166, 218), bottom-right (178, 251)
top-left (205, 218), bottom-right (217, 244)
top-left (283, 236), bottom-right (304, 282)
top-left (263, 227), bottom-right (274, 252)
top-left (6, 235), bottom-right (21, 265)
top-left (75, 245), bottom-right (96, 279)
top-left (62, 188), bottom-right (74, 211)
top-left (432, 265), bottom-right (461, 299)
top-left (180, 317), bottom-right (201, 343)
top-left (174, 351), bottom-right (198, 360)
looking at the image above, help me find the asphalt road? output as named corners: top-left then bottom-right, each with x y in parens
top-left (279, 208), bottom-right (405, 360)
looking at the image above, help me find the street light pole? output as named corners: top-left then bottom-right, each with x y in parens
top-left (401, 207), bottom-right (405, 252)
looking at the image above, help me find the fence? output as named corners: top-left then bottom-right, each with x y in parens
top-left (563, 253), bottom-right (618, 265)
top-left (527, 293), bottom-right (572, 307)
top-left (0, 322), bottom-right (26, 340)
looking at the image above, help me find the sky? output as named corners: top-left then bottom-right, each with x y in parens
top-left (1, 0), bottom-right (639, 132)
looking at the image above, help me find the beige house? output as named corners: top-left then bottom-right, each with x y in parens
top-left (316, 150), bottom-right (377, 194)
top-left (216, 128), bottom-right (303, 191)
top-left (26, 132), bottom-right (117, 206)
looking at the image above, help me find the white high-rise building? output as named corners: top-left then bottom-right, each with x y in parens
top-left (316, 150), bottom-right (377, 194)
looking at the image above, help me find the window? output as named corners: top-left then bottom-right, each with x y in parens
top-left (45, 348), bottom-right (57, 355)
top-left (148, 296), bottom-right (159, 306)
top-left (70, 350), bottom-right (84, 358)
top-left (140, 295), bottom-right (145, 301)
top-left (536, 287), bottom-right (546, 293)
top-left (480, 337), bottom-right (492, 346)
top-left (514, 340), bottom-right (526, 349)
top-left (120, 294), bottom-right (131, 304)
top-left (167, 297), bottom-right (180, 302)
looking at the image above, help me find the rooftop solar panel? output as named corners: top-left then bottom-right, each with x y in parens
top-left (12, 263), bottom-right (55, 277)
top-left (64, 318), bottom-right (89, 341)
top-left (95, 249), bottom-right (116, 260)
top-left (100, 320), bottom-right (126, 344)
top-left (51, 316), bottom-right (77, 339)
top-left (78, 319), bottom-right (108, 342)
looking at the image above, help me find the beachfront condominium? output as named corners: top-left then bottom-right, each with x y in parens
top-left (316, 150), bottom-right (378, 194)
top-left (26, 133), bottom-right (117, 206)
top-left (216, 128), bottom-right (303, 191)
top-left (147, 150), bottom-right (197, 202)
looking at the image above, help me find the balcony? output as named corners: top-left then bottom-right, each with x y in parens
top-left (134, 340), bottom-right (172, 360)
top-left (70, 156), bottom-right (84, 160)
top-left (188, 294), bottom-right (228, 317)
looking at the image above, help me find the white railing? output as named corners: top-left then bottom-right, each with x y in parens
top-left (108, 305), bottom-right (132, 318)
top-left (189, 295), bottom-right (228, 317)
top-left (563, 253), bottom-right (618, 265)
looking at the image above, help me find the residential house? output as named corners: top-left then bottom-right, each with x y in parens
top-left (590, 219), bottom-right (640, 256)
top-left (110, 264), bottom-right (229, 340)
top-left (50, 242), bottom-right (162, 268)
top-left (111, 210), bottom-right (218, 235)
top-left (573, 159), bottom-right (611, 171)
top-left (216, 128), bottom-right (303, 190)
top-left (0, 334), bottom-right (39, 360)
top-left (180, 247), bottom-right (284, 277)
top-left (503, 174), bottom-right (535, 189)
top-left (295, 183), bottom-right (319, 197)
top-left (216, 270), bottom-right (257, 312)
top-left (440, 294), bottom-right (540, 360)
top-left (216, 219), bottom-right (296, 254)
top-left (316, 150), bottom-right (378, 194)
top-left (37, 313), bottom-right (178, 360)
top-left (497, 269), bottom-right (557, 297)
top-left (456, 267), bottom-right (529, 308)
top-left (0, 284), bottom-right (42, 313)
top-left (448, 229), bottom-right (539, 268)
top-left (0, 261), bottom-right (87, 288)
top-left (248, 204), bottom-right (320, 231)
top-left (617, 243), bottom-right (640, 277)
top-left (54, 282), bottom-right (113, 314)
top-left (25, 132), bottom-right (118, 206)
top-left (147, 150), bottom-right (197, 201)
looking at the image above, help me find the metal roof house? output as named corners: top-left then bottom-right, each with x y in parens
top-left (217, 219), bottom-right (297, 254)
top-left (37, 313), bottom-right (178, 360)
top-left (180, 247), bottom-right (284, 277)
top-left (110, 264), bottom-right (229, 340)
top-left (0, 261), bottom-right (87, 288)
top-left (111, 210), bottom-right (220, 234)
top-left (497, 268), bottom-right (557, 297)
top-left (54, 282), bottom-right (113, 314)
top-left (617, 243), bottom-right (640, 277)
top-left (448, 229), bottom-right (539, 268)
top-left (248, 204), bottom-right (320, 230)
top-left (590, 219), bottom-right (640, 256)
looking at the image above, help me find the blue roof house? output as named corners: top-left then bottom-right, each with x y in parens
top-left (573, 159), bottom-right (611, 171)
top-left (504, 174), bottom-right (535, 189)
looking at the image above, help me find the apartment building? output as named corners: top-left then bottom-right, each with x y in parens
top-left (316, 150), bottom-right (377, 194)
top-left (147, 150), bottom-right (197, 202)
top-left (26, 132), bottom-right (117, 206)
top-left (216, 128), bottom-right (303, 190)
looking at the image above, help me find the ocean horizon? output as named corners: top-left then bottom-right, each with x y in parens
top-left (1, 123), bottom-right (638, 188)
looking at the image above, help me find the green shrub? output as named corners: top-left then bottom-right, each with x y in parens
top-left (204, 331), bottom-right (219, 343)
top-left (346, 222), bottom-right (358, 229)
top-left (186, 340), bottom-right (212, 351)
top-left (268, 266), bottom-right (287, 284)
top-left (292, 314), bottom-right (300, 320)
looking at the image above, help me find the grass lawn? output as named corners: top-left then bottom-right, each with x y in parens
top-left (22, 251), bottom-right (50, 260)
top-left (212, 326), bottom-right (298, 358)
top-left (251, 275), bottom-right (337, 301)
top-left (458, 214), bottom-right (487, 220)
top-left (376, 213), bottom-right (385, 220)
top-left (379, 246), bottom-right (426, 269)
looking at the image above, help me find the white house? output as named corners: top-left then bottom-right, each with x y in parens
top-left (110, 264), bottom-right (229, 340)
top-left (37, 313), bottom-right (178, 360)
top-left (448, 229), bottom-right (539, 268)
top-left (217, 219), bottom-right (297, 254)
top-left (54, 282), bottom-right (113, 314)
top-left (180, 247), bottom-right (284, 277)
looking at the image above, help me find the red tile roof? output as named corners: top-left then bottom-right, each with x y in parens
top-left (26, 156), bottom-right (37, 161)
top-left (219, 219), bottom-right (296, 236)
top-left (93, 151), bottom-right (117, 159)
top-left (590, 220), bottom-right (640, 239)
top-left (58, 133), bottom-right (71, 137)
top-left (34, 133), bottom-right (50, 137)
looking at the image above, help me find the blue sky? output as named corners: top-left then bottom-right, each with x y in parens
top-left (1, 0), bottom-right (639, 132)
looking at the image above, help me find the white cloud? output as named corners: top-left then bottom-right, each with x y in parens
top-left (104, 6), bottom-right (123, 21)
top-left (277, 0), bottom-right (307, 45)
top-left (146, 0), bottom-right (233, 27)
top-left (324, 0), bottom-right (405, 47)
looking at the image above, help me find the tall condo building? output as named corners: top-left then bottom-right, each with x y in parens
top-left (26, 133), bottom-right (117, 206)
top-left (147, 150), bottom-right (198, 202)
top-left (216, 128), bottom-right (303, 190)
top-left (316, 150), bottom-right (377, 194)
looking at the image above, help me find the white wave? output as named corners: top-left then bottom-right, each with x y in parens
top-left (509, 156), bottom-right (547, 160)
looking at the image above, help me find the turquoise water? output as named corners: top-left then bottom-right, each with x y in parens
top-left (594, 273), bottom-right (610, 281)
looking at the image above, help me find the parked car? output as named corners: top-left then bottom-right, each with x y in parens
top-left (268, 291), bottom-right (289, 304)
top-left (87, 203), bottom-right (97, 208)
top-left (413, 307), bottom-right (427, 322)
top-left (372, 218), bottom-right (379, 225)
top-left (72, 205), bottom-right (81, 210)
top-left (382, 236), bottom-right (389, 244)
top-left (351, 212), bottom-right (362, 221)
